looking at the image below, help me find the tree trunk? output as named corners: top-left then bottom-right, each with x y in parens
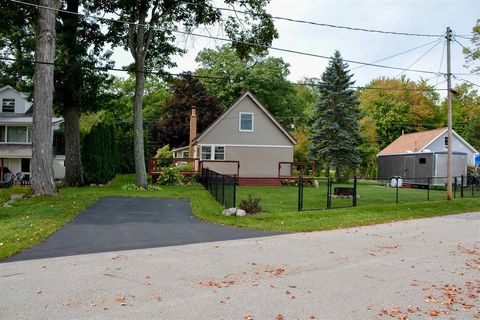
top-left (32, 0), bottom-right (59, 196)
top-left (64, 102), bottom-right (84, 186)
top-left (133, 60), bottom-right (148, 187)
top-left (62, 0), bottom-right (84, 187)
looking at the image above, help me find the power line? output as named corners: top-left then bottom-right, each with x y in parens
top-left (9, 0), bottom-right (461, 77)
top-left (452, 75), bottom-right (480, 88)
top-left (351, 38), bottom-right (443, 71)
top-left (395, 38), bottom-right (443, 78)
top-left (0, 56), bottom-right (450, 92)
top-left (435, 40), bottom-right (447, 86)
top-left (182, 2), bottom-right (443, 38)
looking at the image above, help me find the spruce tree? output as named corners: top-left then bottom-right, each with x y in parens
top-left (308, 50), bottom-right (361, 178)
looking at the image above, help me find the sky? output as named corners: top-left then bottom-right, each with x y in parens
top-left (110, 0), bottom-right (480, 95)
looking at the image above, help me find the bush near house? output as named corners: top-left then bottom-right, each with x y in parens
top-left (82, 123), bottom-right (119, 184)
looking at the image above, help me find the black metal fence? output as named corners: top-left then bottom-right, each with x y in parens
top-left (200, 168), bottom-right (237, 208)
top-left (298, 176), bottom-right (358, 211)
top-left (298, 175), bottom-right (479, 211)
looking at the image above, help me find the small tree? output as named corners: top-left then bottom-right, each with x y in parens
top-left (82, 123), bottom-right (119, 184)
top-left (308, 50), bottom-right (361, 178)
top-left (150, 73), bottom-right (224, 149)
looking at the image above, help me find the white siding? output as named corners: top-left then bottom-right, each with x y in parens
top-left (425, 132), bottom-right (477, 166)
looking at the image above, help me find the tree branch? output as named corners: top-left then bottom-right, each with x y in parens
top-left (143, 0), bottom-right (161, 60)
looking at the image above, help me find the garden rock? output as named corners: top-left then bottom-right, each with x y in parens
top-left (222, 208), bottom-right (237, 216)
top-left (236, 209), bottom-right (247, 217)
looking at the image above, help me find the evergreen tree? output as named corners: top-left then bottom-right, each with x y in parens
top-left (308, 50), bottom-right (361, 178)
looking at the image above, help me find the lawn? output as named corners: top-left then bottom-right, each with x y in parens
top-left (236, 179), bottom-right (472, 212)
top-left (1, 174), bottom-right (479, 260)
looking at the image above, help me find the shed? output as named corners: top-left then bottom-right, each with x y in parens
top-left (377, 128), bottom-right (478, 185)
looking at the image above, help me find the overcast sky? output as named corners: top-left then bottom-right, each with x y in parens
top-left (111, 0), bottom-right (479, 94)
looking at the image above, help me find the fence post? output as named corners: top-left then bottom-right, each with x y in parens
top-left (222, 175), bottom-right (225, 206)
top-left (297, 175), bottom-right (303, 211)
top-left (427, 177), bottom-right (430, 201)
top-left (353, 176), bottom-right (357, 207)
top-left (205, 168), bottom-right (209, 189)
top-left (454, 177), bottom-right (457, 198)
top-left (396, 177), bottom-right (399, 204)
top-left (461, 175), bottom-right (464, 198)
top-left (233, 175), bottom-right (237, 208)
top-left (327, 177), bottom-right (332, 209)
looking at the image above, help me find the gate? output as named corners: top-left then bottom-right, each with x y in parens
top-left (298, 176), bottom-right (357, 211)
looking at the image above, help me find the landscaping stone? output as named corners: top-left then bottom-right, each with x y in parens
top-left (235, 209), bottom-right (246, 217)
top-left (222, 208), bottom-right (237, 216)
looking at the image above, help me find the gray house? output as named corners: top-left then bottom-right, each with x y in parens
top-left (0, 85), bottom-right (65, 181)
top-left (174, 91), bottom-right (296, 181)
top-left (377, 128), bottom-right (479, 185)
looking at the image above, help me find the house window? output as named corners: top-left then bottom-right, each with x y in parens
top-left (419, 158), bottom-right (426, 164)
top-left (182, 151), bottom-right (189, 158)
top-left (0, 126), bottom-right (5, 142)
top-left (214, 146), bottom-right (225, 160)
top-left (2, 99), bottom-right (15, 112)
top-left (27, 126), bottom-right (32, 143)
top-left (7, 126), bottom-right (28, 143)
top-left (200, 145), bottom-right (225, 160)
top-left (201, 146), bottom-right (212, 160)
top-left (239, 112), bottom-right (254, 132)
top-left (21, 158), bottom-right (30, 172)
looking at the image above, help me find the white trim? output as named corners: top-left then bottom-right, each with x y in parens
top-left (239, 112), bottom-right (254, 132)
top-left (222, 144), bottom-right (293, 148)
top-left (422, 128), bottom-right (479, 154)
top-left (199, 144), bottom-right (226, 160)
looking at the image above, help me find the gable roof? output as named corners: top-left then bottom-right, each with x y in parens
top-left (378, 127), bottom-right (478, 156)
top-left (0, 85), bottom-right (29, 99)
top-left (194, 91), bottom-right (296, 145)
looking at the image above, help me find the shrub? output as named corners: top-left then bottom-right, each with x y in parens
top-left (156, 167), bottom-right (182, 185)
top-left (238, 194), bottom-right (262, 214)
top-left (155, 145), bottom-right (173, 168)
top-left (176, 162), bottom-right (193, 172)
top-left (122, 183), bottom-right (163, 191)
top-left (82, 123), bottom-right (119, 184)
top-left (181, 172), bottom-right (200, 186)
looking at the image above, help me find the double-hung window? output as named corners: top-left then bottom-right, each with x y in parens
top-left (200, 145), bottom-right (225, 160)
top-left (239, 112), bottom-right (254, 132)
top-left (201, 146), bottom-right (212, 160)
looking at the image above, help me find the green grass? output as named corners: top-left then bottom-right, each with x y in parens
top-left (1, 174), bottom-right (479, 260)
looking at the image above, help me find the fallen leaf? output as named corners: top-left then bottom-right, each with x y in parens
top-left (275, 315), bottom-right (284, 320)
top-left (115, 296), bottom-right (127, 306)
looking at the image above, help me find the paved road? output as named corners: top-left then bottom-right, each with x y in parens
top-left (0, 213), bottom-right (479, 319)
top-left (5, 197), bottom-right (279, 262)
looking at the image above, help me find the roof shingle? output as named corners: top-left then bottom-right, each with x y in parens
top-left (378, 128), bottom-right (446, 156)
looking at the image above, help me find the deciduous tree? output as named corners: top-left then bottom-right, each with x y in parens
top-left (89, 0), bottom-right (278, 187)
top-left (31, 0), bottom-right (60, 195)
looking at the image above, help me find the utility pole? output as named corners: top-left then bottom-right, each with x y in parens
top-left (446, 27), bottom-right (453, 201)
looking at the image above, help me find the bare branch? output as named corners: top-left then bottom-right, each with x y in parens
top-left (143, 0), bottom-right (161, 60)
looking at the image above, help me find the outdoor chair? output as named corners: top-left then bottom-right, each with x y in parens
top-left (13, 172), bottom-right (24, 185)
top-left (0, 172), bottom-right (14, 188)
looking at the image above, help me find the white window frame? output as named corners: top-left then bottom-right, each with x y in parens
top-left (239, 112), bottom-right (254, 132)
top-left (199, 145), bottom-right (226, 161)
top-left (0, 125), bottom-right (31, 144)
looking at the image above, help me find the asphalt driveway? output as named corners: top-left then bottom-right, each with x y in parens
top-left (5, 197), bottom-right (279, 262)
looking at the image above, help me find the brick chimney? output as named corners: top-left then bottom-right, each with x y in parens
top-left (188, 108), bottom-right (197, 158)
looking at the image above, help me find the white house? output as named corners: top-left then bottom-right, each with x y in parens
top-left (0, 85), bottom-right (65, 181)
